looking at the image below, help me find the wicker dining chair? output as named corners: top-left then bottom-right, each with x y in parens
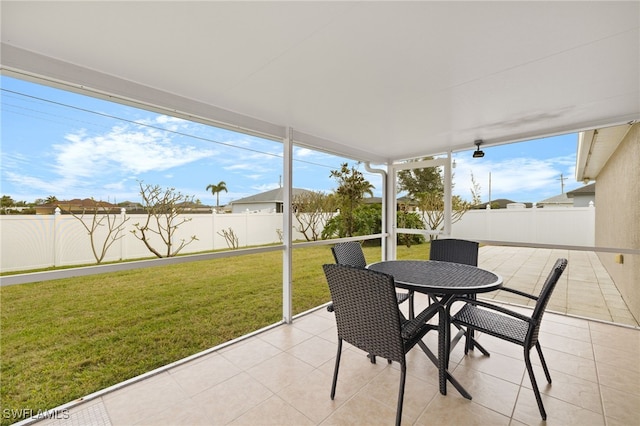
top-left (429, 238), bottom-right (479, 265)
top-left (428, 238), bottom-right (481, 352)
top-left (331, 241), bottom-right (410, 307)
top-left (323, 264), bottom-right (440, 426)
top-left (448, 258), bottom-right (568, 420)
top-left (329, 241), bottom-right (412, 363)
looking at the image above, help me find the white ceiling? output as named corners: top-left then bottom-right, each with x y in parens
top-left (1, 1), bottom-right (639, 164)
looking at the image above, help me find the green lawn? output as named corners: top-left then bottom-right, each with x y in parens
top-left (0, 243), bottom-right (429, 424)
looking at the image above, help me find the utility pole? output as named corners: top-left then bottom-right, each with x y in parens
top-left (557, 173), bottom-right (568, 193)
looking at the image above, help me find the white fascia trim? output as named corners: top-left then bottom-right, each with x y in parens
top-left (1, 43), bottom-right (285, 142)
top-left (292, 129), bottom-right (388, 164)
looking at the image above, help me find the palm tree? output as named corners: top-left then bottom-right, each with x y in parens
top-left (206, 181), bottom-right (228, 212)
top-left (44, 195), bottom-right (59, 205)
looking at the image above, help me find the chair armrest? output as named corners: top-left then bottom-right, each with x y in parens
top-left (448, 295), bottom-right (535, 325)
top-left (499, 287), bottom-right (539, 301)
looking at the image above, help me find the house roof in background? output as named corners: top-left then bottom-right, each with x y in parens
top-left (230, 188), bottom-right (312, 205)
top-left (2, 1), bottom-right (638, 163)
top-left (473, 199), bottom-right (535, 209)
top-left (566, 183), bottom-right (596, 198)
top-left (538, 193), bottom-right (572, 206)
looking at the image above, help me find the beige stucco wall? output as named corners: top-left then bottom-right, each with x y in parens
top-left (595, 123), bottom-right (640, 324)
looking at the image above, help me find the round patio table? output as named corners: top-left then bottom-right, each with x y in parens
top-left (368, 260), bottom-right (502, 294)
top-left (368, 260), bottom-right (502, 398)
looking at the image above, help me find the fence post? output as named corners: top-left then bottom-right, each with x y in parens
top-left (211, 208), bottom-right (216, 251)
top-left (54, 207), bottom-right (61, 267)
top-left (120, 207), bottom-right (127, 261)
top-left (485, 203), bottom-right (491, 240)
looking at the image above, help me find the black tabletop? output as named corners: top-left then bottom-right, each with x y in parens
top-left (367, 260), bottom-right (502, 295)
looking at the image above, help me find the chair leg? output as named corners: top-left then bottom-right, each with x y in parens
top-left (524, 348), bottom-right (547, 420)
top-left (463, 326), bottom-right (472, 354)
top-left (331, 339), bottom-right (343, 399)
top-left (535, 342), bottom-right (552, 383)
top-left (408, 291), bottom-right (415, 319)
top-left (462, 326), bottom-right (490, 356)
top-left (396, 364), bottom-right (406, 426)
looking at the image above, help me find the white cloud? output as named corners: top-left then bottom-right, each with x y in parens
top-left (253, 183), bottom-right (280, 192)
top-left (224, 163), bottom-right (256, 171)
top-left (3, 119), bottom-right (223, 200)
top-left (453, 154), bottom-right (577, 202)
top-left (4, 171), bottom-right (68, 195)
top-left (294, 147), bottom-right (314, 158)
top-left (54, 124), bottom-right (217, 178)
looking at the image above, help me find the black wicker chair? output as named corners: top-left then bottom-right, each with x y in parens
top-left (447, 258), bottom-right (568, 420)
top-left (323, 264), bottom-right (440, 426)
top-left (428, 238), bottom-right (481, 353)
top-left (331, 241), bottom-right (410, 307)
top-left (330, 241), bottom-right (412, 363)
top-left (429, 238), bottom-right (479, 266)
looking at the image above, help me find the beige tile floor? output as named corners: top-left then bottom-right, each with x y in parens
top-left (478, 246), bottom-right (638, 327)
top-left (32, 247), bottom-right (639, 426)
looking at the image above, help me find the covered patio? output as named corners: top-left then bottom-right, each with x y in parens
top-left (2, 2), bottom-right (639, 425)
top-left (33, 246), bottom-right (639, 426)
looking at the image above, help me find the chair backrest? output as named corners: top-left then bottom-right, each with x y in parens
top-left (322, 264), bottom-right (405, 363)
top-left (532, 258), bottom-right (568, 323)
top-left (331, 241), bottom-right (367, 268)
top-left (429, 238), bottom-right (479, 266)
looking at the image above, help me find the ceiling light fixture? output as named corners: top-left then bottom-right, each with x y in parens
top-left (472, 139), bottom-right (485, 158)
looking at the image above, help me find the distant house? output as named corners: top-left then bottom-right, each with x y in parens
top-left (537, 183), bottom-right (595, 208)
top-left (566, 183), bottom-right (595, 207)
top-left (35, 198), bottom-right (119, 215)
top-left (473, 199), bottom-right (533, 209)
top-left (228, 188), bottom-right (313, 214)
top-left (537, 193), bottom-right (572, 208)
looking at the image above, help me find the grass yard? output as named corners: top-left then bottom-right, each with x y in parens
top-left (0, 243), bottom-right (429, 425)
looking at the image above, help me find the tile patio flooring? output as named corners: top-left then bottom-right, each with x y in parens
top-left (33, 247), bottom-right (639, 426)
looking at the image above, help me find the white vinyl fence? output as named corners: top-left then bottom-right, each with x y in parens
top-left (0, 210), bottom-right (300, 273)
top-left (450, 206), bottom-right (595, 246)
top-left (0, 206), bottom-right (595, 273)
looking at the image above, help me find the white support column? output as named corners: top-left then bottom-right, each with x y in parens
top-left (365, 162), bottom-right (388, 260)
top-left (443, 152), bottom-right (452, 236)
top-left (386, 164), bottom-right (397, 260)
top-left (282, 127), bottom-right (293, 324)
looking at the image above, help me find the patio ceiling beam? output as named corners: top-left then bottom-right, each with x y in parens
top-left (1, 44), bottom-right (287, 143)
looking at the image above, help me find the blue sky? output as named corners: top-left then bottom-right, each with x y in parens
top-left (1, 76), bottom-right (582, 206)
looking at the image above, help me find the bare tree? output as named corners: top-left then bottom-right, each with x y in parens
top-left (416, 192), bottom-right (471, 239)
top-left (292, 191), bottom-right (336, 241)
top-left (470, 171), bottom-right (482, 205)
top-left (131, 182), bottom-right (198, 258)
top-left (62, 199), bottom-right (129, 264)
top-left (217, 227), bottom-right (239, 249)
